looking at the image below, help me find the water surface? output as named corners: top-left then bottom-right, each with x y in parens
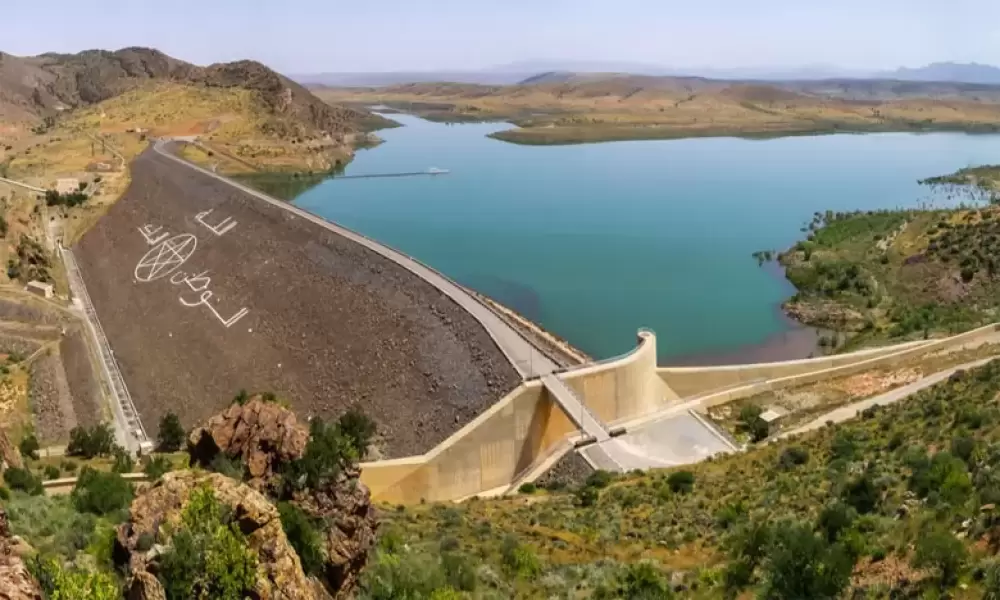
top-left (294, 115), bottom-right (1000, 362)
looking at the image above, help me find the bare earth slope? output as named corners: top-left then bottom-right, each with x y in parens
top-left (73, 147), bottom-right (519, 457)
top-left (316, 75), bottom-right (1000, 144)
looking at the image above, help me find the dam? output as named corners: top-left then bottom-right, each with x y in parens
top-left (72, 142), bottom-right (518, 458)
top-left (67, 139), bottom-right (1000, 504)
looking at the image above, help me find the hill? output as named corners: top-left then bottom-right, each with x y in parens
top-left (0, 47), bottom-right (389, 139)
top-left (886, 62), bottom-right (1000, 85)
top-left (316, 75), bottom-right (1000, 145)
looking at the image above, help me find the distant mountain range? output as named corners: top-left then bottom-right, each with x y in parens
top-left (295, 61), bottom-right (1000, 88)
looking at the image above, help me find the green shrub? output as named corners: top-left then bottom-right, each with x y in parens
top-left (31, 558), bottom-right (119, 600)
top-left (576, 485), bottom-right (599, 507)
top-left (157, 411), bottom-right (186, 452)
top-left (0, 485), bottom-right (9, 500)
top-left (143, 455), bottom-right (171, 481)
top-left (597, 561), bottom-right (673, 599)
top-left (61, 460), bottom-right (77, 473)
top-left (441, 551), bottom-right (478, 592)
top-left (19, 432), bottom-right (39, 460)
top-left (111, 445), bottom-right (134, 474)
top-left (817, 501), bottom-right (855, 543)
top-left (586, 470), bottom-right (614, 489)
top-left (4, 466), bottom-right (43, 495)
top-left (43, 465), bottom-right (61, 480)
top-left (518, 482), bottom-right (537, 494)
top-left (842, 472), bottom-right (880, 514)
top-left (361, 548), bottom-right (450, 600)
top-left (71, 468), bottom-right (133, 516)
top-left (209, 454), bottom-right (245, 480)
top-left (157, 486), bottom-right (258, 600)
top-left (501, 536), bottom-right (541, 579)
top-left (778, 446), bottom-right (810, 469)
top-left (278, 502), bottom-right (325, 575)
top-left (912, 527), bottom-right (967, 587)
top-left (282, 418), bottom-right (356, 493)
top-left (667, 471), bottom-right (695, 494)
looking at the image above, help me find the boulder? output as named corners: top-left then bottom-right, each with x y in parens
top-left (126, 571), bottom-right (165, 600)
top-left (187, 397), bottom-right (308, 491)
top-left (116, 471), bottom-right (313, 600)
top-left (0, 508), bottom-right (42, 600)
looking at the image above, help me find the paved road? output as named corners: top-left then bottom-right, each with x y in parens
top-left (0, 176), bottom-right (45, 193)
top-left (152, 139), bottom-right (557, 379)
top-left (779, 357), bottom-right (998, 439)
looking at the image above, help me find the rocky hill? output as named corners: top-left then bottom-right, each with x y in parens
top-left (0, 47), bottom-right (388, 136)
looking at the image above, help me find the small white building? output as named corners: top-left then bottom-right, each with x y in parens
top-left (26, 280), bottom-right (54, 299)
top-left (760, 406), bottom-right (789, 427)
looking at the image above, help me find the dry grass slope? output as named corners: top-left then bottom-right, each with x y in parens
top-left (316, 77), bottom-right (1000, 145)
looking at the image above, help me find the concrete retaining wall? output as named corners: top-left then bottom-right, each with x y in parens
top-left (361, 331), bottom-right (666, 504)
top-left (658, 339), bottom-right (932, 398)
top-left (687, 324), bottom-right (1000, 409)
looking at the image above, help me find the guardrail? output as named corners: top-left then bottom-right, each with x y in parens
top-left (60, 246), bottom-right (149, 451)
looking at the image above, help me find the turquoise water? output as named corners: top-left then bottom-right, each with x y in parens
top-left (294, 115), bottom-right (1000, 362)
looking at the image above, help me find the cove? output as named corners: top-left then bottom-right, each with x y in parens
top-left (293, 114), bottom-right (1000, 363)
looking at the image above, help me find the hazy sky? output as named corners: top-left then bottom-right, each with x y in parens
top-left (5, 0), bottom-right (1000, 73)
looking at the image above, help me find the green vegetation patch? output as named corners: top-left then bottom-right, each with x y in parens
top-left (368, 359), bottom-right (1000, 597)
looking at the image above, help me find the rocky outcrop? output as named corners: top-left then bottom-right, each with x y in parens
top-left (187, 397), bottom-right (308, 491)
top-left (187, 399), bottom-right (377, 597)
top-left (292, 465), bottom-right (378, 595)
top-left (0, 508), bottom-right (42, 600)
top-left (0, 428), bottom-right (23, 470)
top-left (116, 471), bottom-right (313, 600)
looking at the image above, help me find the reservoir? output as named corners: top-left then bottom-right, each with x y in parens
top-left (293, 115), bottom-right (1000, 363)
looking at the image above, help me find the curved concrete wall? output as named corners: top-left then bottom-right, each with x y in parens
top-left (563, 330), bottom-right (679, 424)
top-left (361, 331), bottom-right (665, 504)
top-left (361, 324), bottom-right (1000, 504)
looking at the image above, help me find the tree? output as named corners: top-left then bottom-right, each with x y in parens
top-left (18, 432), bottom-right (39, 460)
top-left (912, 528), bottom-right (967, 587)
top-left (278, 502), bottom-right (325, 575)
top-left (158, 412), bottom-right (186, 452)
top-left (66, 423), bottom-right (114, 459)
top-left (337, 407), bottom-right (377, 459)
top-left (158, 486), bottom-right (258, 600)
top-left (72, 468), bottom-right (133, 515)
top-left (738, 405), bottom-right (770, 443)
top-left (761, 521), bottom-right (853, 600)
